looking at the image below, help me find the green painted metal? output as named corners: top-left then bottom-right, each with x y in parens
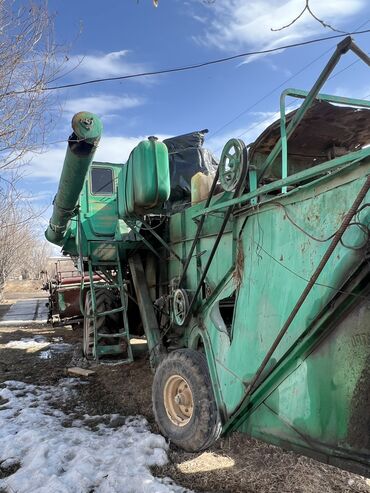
top-left (45, 39), bottom-right (370, 477)
top-left (167, 166), bottom-right (370, 475)
top-left (119, 137), bottom-right (170, 218)
top-left (45, 112), bottom-right (103, 245)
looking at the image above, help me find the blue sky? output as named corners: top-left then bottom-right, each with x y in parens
top-left (21, 0), bottom-right (370, 229)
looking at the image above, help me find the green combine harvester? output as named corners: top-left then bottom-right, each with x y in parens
top-left (46, 37), bottom-right (370, 476)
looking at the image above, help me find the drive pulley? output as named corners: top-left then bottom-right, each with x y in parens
top-left (219, 138), bottom-right (248, 192)
top-left (173, 288), bottom-right (189, 326)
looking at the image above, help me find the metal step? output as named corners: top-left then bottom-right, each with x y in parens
top-left (97, 332), bottom-right (128, 338)
top-left (95, 306), bottom-right (126, 317)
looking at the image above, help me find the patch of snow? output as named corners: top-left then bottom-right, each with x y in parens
top-left (38, 342), bottom-right (72, 359)
top-left (51, 342), bottom-right (72, 352)
top-left (52, 337), bottom-right (64, 343)
top-left (39, 350), bottom-right (52, 359)
top-left (0, 379), bottom-right (191, 493)
top-left (5, 336), bottom-right (49, 350)
top-left (5, 336), bottom-right (72, 359)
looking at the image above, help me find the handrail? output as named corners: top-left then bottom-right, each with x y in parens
top-left (258, 36), bottom-right (370, 184)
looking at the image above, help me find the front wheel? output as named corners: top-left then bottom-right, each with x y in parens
top-left (152, 349), bottom-right (221, 451)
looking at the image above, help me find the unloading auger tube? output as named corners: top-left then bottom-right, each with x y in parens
top-left (45, 112), bottom-right (103, 246)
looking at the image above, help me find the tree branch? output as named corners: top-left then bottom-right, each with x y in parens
top-left (271, 0), bottom-right (347, 33)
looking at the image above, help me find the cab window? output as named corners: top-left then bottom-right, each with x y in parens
top-left (91, 167), bottom-right (113, 195)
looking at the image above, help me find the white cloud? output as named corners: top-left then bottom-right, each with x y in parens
top-left (62, 94), bottom-right (144, 118)
top-left (26, 134), bottom-right (173, 182)
top-left (192, 14), bottom-right (207, 24)
top-left (193, 0), bottom-right (366, 62)
top-left (68, 50), bottom-right (149, 80)
top-left (24, 147), bottom-right (67, 182)
top-left (206, 110), bottom-right (281, 157)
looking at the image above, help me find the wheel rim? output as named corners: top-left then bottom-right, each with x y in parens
top-left (163, 375), bottom-right (194, 427)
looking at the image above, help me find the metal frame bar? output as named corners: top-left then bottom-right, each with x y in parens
top-left (193, 148), bottom-right (370, 218)
top-left (128, 254), bottom-right (164, 367)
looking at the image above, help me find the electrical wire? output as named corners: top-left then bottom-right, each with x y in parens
top-left (207, 48), bottom-right (333, 140)
top-left (236, 196), bottom-right (369, 301)
top-left (207, 19), bottom-right (370, 142)
top-left (269, 201), bottom-right (336, 242)
top-left (4, 29), bottom-right (370, 97)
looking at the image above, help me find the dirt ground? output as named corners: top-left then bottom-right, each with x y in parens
top-left (0, 283), bottom-right (369, 493)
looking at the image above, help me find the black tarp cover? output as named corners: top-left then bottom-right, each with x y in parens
top-left (163, 130), bottom-right (217, 201)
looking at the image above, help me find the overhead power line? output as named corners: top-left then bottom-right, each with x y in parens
top-left (208, 19), bottom-right (370, 140)
top-left (4, 29), bottom-right (370, 96)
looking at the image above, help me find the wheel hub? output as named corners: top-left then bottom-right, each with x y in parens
top-left (163, 374), bottom-right (194, 427)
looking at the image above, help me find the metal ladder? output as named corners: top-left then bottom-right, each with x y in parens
top-left (86, 240), bottom-right (133, 364)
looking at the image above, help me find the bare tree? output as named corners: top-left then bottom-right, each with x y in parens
top-left (0, 183), bottom-right (31, 292)
top-left (0, 1), bottom-right (68, 297)
top-left (0, 0), bottom-right (66, 172)
top-left (21, 234), bottom-right (53, 280)
top-left (271, 0), bottom-right (345, 33)
top-left (0, 178), bottom-right (52, 297)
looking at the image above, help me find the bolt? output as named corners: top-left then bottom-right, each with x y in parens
top-left (80, 117), bottom-right (93, 129)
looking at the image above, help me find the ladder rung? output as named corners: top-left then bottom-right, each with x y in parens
top-left (96, 344), bottom-right (125, 355)
top-left (91, 260), bottom-right (118, 266)
top-left (97, 332), bottom-right (128, 338)
top-left (91, 283), bottom-right (120, 289)
top-left (95, 307), bottom-right (125, 317)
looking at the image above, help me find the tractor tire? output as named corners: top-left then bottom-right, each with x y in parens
top-left (152, 349), bottom-right (221, 451)
top-left (83, 288), bottom-right (121, 359)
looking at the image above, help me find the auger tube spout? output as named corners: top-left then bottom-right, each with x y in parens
top-left (45, 112), bottom-right (103, 246)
